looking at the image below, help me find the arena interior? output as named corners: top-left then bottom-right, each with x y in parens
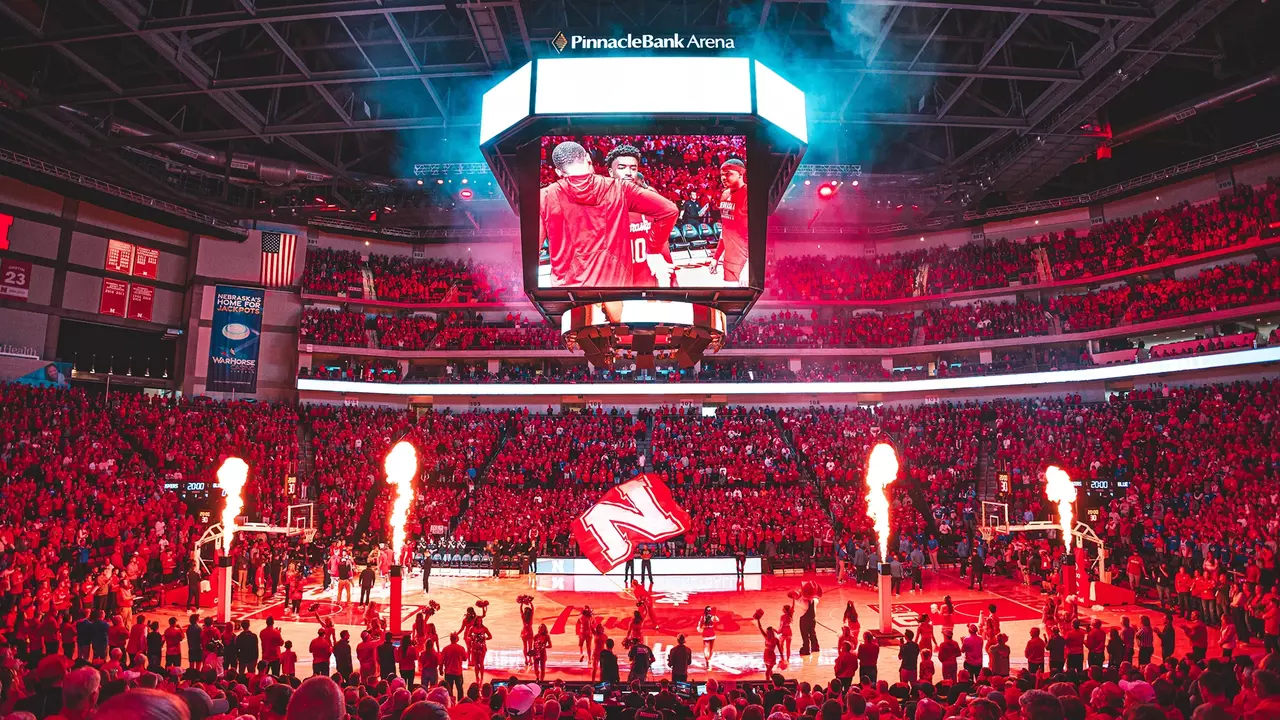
top-left (1, 1), bottom-right (1280, 719)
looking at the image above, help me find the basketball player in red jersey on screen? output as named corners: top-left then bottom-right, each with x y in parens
top-left (711, 158), bottom-right (748, 284)
top-left (539, 141), bottom-right (679, 289)
top-left (605, 144), bottom-right (677, 288)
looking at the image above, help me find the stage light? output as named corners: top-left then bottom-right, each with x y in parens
top-left (851, 180), bottom-right (859, 187)
top-left (460, 189), bottom-right (474, 200)
top-left (417, 179), bottom-right (424, 186)
top-left (817, 184), bottom-right (835, 199)
top-left (461, 178), bottom-right (469, 184)
top-left (436, 179), bottom-right (444, 185)
top-left (803, 179), bottom-right (811, 186)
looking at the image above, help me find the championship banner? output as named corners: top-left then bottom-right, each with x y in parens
top-left (570, 473), bottom-right (691, 574)
top-left (99, 277), bottom-right (129, 317)
top-left (105, 239), bottom-right (135, 274)
top-left (127, 283), bottom-right (155, 322)
top-left (133, 246), bottom-right (160, 279)
top-left (207, 285), bottom-right (264, 393)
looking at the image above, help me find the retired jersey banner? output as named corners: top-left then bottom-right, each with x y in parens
top-left (105, 239), bottom-right (135, 274)
top-left (570, 473), bottom-right (691, 574)
top-left (207, 285), bottom-right (264, 393)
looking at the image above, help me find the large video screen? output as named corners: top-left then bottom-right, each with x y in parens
top-left (536, 134), bottom-right (749, 289)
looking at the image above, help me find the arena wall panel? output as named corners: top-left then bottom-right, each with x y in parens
top-left (7, 217), bottom-right (60, 258)
top-left (0, 176), bottom-right (66, 214)
top-left (0, 307), bottom-right (48, 350)
top-left (75, 202), bottom-right (189, 249)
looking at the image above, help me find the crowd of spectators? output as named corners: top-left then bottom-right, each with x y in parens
top-left (0, 384), bottom-right (206, 666)
top-left (1050, 288), bottom-right (1134, 333)
top-left (7, 379), bottom-right (1280, 720)
top-left (305, 406), bottom-right (506, 543)
top-left (301, 248), bottom-right (364, 297)
top-left (916, 301), bottom-right (1050, 344)
top-left (1124, 257), bottom-right (1280, 325)
top-left (375, 315), bottom-right (439, 351)
top-left (300, 310), bottom-right (368, 349)
top-left (111, 395), bottom-right (300, 523)
top-left (1045, 184), bottom-right (1280, 280)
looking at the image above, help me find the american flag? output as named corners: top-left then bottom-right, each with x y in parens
top-left (259, 230), bottom-right (297, 288)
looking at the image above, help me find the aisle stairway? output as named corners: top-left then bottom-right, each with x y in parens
top-left (975, 418), bottom-right (999, 503)
top-left (295, 415), bottom-right (316, 500)
top-left (361, 267), bottom-right (376, 300)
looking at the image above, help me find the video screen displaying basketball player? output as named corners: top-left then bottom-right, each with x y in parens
top-left (712, 158), bottom-right (748, 283)
top-left (537, 135), bottom-right (748, 289)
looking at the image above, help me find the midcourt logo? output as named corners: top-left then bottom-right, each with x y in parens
top-left (551, 32), bottom-right (736, 53)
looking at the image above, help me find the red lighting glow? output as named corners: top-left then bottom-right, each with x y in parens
top-left (459, 189), bottom-right (474, 200)
top-left (817, 185), bottom-right (835, 199)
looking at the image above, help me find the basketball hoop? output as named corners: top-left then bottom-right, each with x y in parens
top-left (562, 300), bottom-right (727, 369)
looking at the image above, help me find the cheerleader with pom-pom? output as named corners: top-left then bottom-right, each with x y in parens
top-left (696, 606), bottom-right (720, 666)
top-left (779, 597), bottom-right (795, 667)
top-left (518, 595), bottom-right (535, 665)
top-left (575, 606), bottom-right (594, 661)
top-left (753, 609), bottom-right (781, 679)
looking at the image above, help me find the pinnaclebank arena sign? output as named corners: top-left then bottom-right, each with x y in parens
top-left (552, 31), bottom-right (736, 53)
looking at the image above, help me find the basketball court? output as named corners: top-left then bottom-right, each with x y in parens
top-left (162, 566), bottom-right (1209, 682)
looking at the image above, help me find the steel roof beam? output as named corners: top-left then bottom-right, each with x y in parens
top-left (937, 11), bottom-right (1029, 117)
top-left (2, 1), bottom-right (517, 47)
top-left (28, 63), bottom-right (492, 107)
top-left (827, 60), bottom-right (1080, 83)
top-left (781, 0), bottom-right (1154, 22)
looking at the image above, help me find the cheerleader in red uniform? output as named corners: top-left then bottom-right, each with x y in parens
top-left (458, 605), bottom-right (486, 657)
top-left (755, 613), bottom-right (781, 679)
top-left (841, 602), bottom-right (861, 649)
top-left (590, 619), bottom-right (608, 682)
top-left (697, 607), bottom-right (720, 666)
top-left (627, 609), bottom-right (645, 645)
top-left (531, 623), bottom-right (552, 681)
top-left (779, 601), bottom-right (794, 667)
top-left (519, 596), bottom-right (535, 666)
top-left (469, 616), bottom-right (493, 684)
top-left (575, 607), bottom-right (594, 661)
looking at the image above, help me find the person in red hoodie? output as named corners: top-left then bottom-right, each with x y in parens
top-left (539, 141), bottom-right (679, 290)
top-left (260, 616), bottom-right (283, 676)
top-left (309, 627), bottom-right (333, 677)
top-left (1024, 627), bottom-right (1046, 674)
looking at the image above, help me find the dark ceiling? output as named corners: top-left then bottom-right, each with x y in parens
top-left (0, 0), bottom-right (1276, 230)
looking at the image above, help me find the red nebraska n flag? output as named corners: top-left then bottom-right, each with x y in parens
top-left (571, 474), bottom-right (691, 574)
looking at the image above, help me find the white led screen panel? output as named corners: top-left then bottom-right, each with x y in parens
top-left (479, 62), bottom-right (532, 144)
top-left (534, 57), bottom-right (752, 115)
top-left (754, 60), bottom-right (807, 142)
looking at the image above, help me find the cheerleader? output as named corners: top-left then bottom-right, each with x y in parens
top-left (519, 597), bottom-right (535, 665)
top-left (531, 623), bottom-right (552, 681)
top-left (755, 614), bottom-right (781, 679)
top-left (458, 605), bottom-right (485, 656)
top-left (575, 606), bottom-right (594, 661)
top-left (697, 607), bottom-right (719, 666)
top-left (364, 601), bottom-right (384, 636)
top-left (778, 602), bottom-right (794, 666)
top-left (938, 596), bottom-right (956, 634)
top-left (1042, 597), bottom-right (1059, 636)
top-left (917, 613), bottom-right (936, 656)
top-left (627, 609), bottom-right (645, 645)
top-left (842, 602), bottom-right (861, 640)
top-left (590, 619), bottom-right (608, 682)
top-left (468, 616), bottom-right (493, 684)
